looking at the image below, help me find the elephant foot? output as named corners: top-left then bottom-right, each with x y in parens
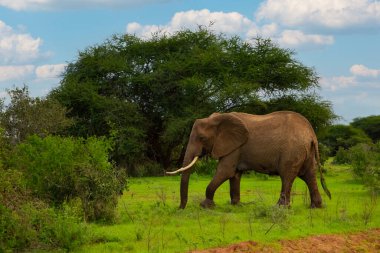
top-left (200, 199), bottom-right (215, 209)
top-left (310, 200), bottom-right (322, 208)
top-left (277, 196), bottom-right (290, 207)
top-left (231, 199), bottom-right (240, 205)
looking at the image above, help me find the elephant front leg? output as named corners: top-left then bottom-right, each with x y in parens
top-left (201, 156), bottom-right (237, 208)
top-left (229, 171), bottom-right (242, 205)
top-left (200, 175), bottom-right (227, 208)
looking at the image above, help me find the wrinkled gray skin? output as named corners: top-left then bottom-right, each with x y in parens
top-left (179, 111), bottom-right (329, 209)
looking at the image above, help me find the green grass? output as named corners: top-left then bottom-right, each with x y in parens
top-left (75, 162), bottom-right (380, 252)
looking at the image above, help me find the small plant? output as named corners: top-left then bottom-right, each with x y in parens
top-left (219, 214), bottom-right (229, 240)
top-left (247, 212), bottom-right (254, 237)
top-left (268, 205), bottom-right (292, 231)
top-left (362, 191), bottom-right (378, 225)
top-left (335, 196), bottom-right (348, 222)
top-left (196, 207), bottom-right (203, 231)
top-left (155, 186), bottom-right (167, 206)
top-left (302, 186), bottom-right (310, 207)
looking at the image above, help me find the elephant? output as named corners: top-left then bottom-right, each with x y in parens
top-left (167, 111), bottom-right (331, 209)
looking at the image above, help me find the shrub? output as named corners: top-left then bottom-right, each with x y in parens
top-left (193, 158), bottom-right (218, 176)
top-left (333, 147), bottom-right (351, 164)
top-left (133, 160), bottom-right (163, 177)
top-left (349, 142), bottom-right (380, 193)
top-left (318, 143), bottom-right (331, 165)
top-left (320, 124), bottom-right (371, 156)
top-left (0, 202), bottom-right (36, 251)
top-left (0, 129), bottom-right (89, 251)
top-left (27, 203), bottom-right (88, 251)
top-left (0, 167), bottom-right (88, 252)
top-left (12, 135), bottom-right (126, 222)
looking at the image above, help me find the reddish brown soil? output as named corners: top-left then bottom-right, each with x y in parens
top-left (190, 229), bottom-right (380, 253)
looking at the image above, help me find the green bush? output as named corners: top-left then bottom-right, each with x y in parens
top-left (318, 143), bottom-right (331, 165)
top-left (320, 124), bottom-right (371, 156)
top-left (0, 132), bottom-right (89, 251)
top-left (0, 167), bottom-right (88, 252)
top-left (349, 142), bottom-right (380, 193)
top-left (133, 160), bottom-right (163, 177)
top-left (333, 147), bottom-right (351, 164)
top-left (193, 158), bottom-right (218, 176)
top-left (12, 135), bottom-right (126, 222)
top-left (26, 203), bottom-right (88, 251)
top-left (0, 202), bottom-right (35, 251)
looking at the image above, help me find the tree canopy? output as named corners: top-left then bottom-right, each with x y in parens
top-left (0, 86), bottom-right (72, 145)
top-left (351, 115), bottom-right (380, 142)
top-left (319, 124), bottom-right (372, 155)
top-left (50, 28), bottom-right (336, 172)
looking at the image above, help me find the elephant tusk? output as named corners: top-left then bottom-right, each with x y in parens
top-left (166, 156), bottom-right (199, 175)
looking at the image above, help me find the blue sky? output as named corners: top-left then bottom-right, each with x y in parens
top-left (0, 0), bottom-right (379, 123)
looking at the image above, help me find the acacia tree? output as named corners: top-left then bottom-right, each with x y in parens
top-left (51, 28), bottom-right (336, 172)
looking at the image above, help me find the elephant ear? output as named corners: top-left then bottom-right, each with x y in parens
top-left (211, 113), bottom-right (249, 159)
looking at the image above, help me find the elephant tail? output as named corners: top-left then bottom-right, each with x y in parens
top-left (312, 140), bottom-right (332, 200)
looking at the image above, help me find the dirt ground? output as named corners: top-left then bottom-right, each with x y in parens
top-left (191, 229), bottom-right (380, 253)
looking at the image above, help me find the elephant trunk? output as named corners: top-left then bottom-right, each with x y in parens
top-left (179, 147), bottom-right (199, 209)
top-left (180, 170), bottom-right (190, 209)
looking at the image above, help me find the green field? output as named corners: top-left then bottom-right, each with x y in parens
top-left (76, 162), bottom-right (379, 252)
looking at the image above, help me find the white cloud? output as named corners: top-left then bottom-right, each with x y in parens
top-left (0, 63), bottom-right (66, 83)
top-left (350, 64), bottom-right (380, 78)
top-left (0, 0), bottom-right (171, 11)
top-left (35, 63), bottom-right (67, 79)
top-left (127, 9), bottom-right (258, 38)
top-left (276, 30), bottom-right (334, 48)
top-left (256, 0), bottom-right (380, 31)
top-left (0, 65), bottom-right (35, 82)
top-left (321, 64), bottom-right (380, 91)
top-left (0, 20), bottom-right (43, 64)
top-left (126, 9), bottom-right (334, 50)
top-left (320, 75), bottom-right (356, 91)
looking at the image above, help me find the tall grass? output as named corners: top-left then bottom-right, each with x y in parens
top-left (76, 163), bottom-right (379, 253)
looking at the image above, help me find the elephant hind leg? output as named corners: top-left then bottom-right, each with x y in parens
top-left (299, 173), bottom-right (322, 208)
top-left (277, 156), bottom-right (304, 207)
top-left (299, 153), bottom-right (322, 208)
top-left (229, 171), bottom-right (242, 205)
top-left (278, 173), bottom-right (297, 206)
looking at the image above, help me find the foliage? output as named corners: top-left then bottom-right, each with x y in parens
top-left (319, 124), bottom-right (371, 156)
top-left (0, 164), bottom-right (88, 252)
top-left (351, 115), bottom-right (380, 142)
top-left (193, 157), bottom-right (218, 176)
top-left (348, 142), bottom-right (380, 193)
top-left (51, 28), bottom-right (336, 174)
top-left (333, 147), bottom-right (351, 164)
top-left (12, 135), bottom-right (126, 222)
top-left (0, 86), bottom-right (72, 145)
top-left (0, 123), bottom-right (100, 252)
top-left (133, 160), bottom-right (164, 177)
top-left (318, 143), bottom-right (331, 165)
top-left (0, 200), bottom-right (88, 252)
